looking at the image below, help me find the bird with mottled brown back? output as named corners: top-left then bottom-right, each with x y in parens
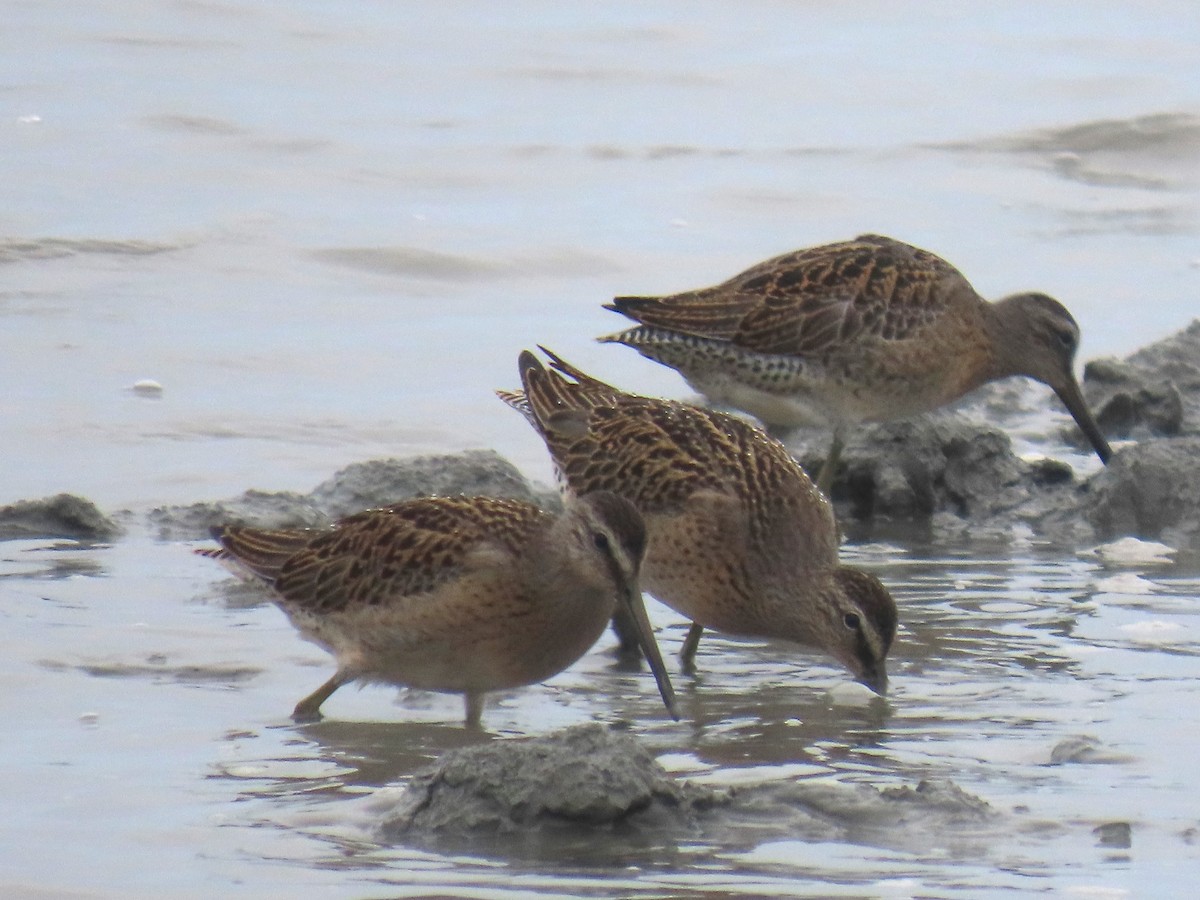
top-left (600, 234), bottom-right (1111, 489)
top-left (199, 492), bottom-right (677, 727)
top-left (498, 348), bottom-right (897, 694)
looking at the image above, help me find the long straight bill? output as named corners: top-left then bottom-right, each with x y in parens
top-left (1055, 377), bottom-right (1112, 464)
top-left (620, 581), bottom-right (679, 720)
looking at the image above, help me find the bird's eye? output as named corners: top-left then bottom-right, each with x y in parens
top-left (843, 613), bottom-right (861, 630)
top-left (593, 532), bottom-right (610, 553)
top-left (1055, 329), bottom-right (1076, 350)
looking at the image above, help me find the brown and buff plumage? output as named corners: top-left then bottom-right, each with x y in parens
top-left (498, 348), bottom-right (897, 694)
top-left (601, 234), bottom-right (1111, 488)
top-left (199, 493), bottom-right (677, 727)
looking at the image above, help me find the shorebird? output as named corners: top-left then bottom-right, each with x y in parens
top-left (600, 234), bottom-right (1112, 490)
top-left (498, 348), bottom-right (897, 694)
top-left (199, 493), bottom-right (678, 727)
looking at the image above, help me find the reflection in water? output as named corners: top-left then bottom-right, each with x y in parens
top-left (212, 719), bottom-right (491, 803)
top-left (291, 719), bottom-right (492, 790)
top-left (0, 539), bottom-right (109, 581)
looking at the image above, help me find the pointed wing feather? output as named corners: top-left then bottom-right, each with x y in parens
top-left (202, 527), bottom-right (321, 583)
top-left (208, 497), bottom-right (549, 615)
top-left (608, 234), bottom-right (970, 356)
top-left (507, 349), bottom-right (838, 564)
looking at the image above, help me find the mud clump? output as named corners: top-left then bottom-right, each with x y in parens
top-left (147, 489), bottom-right (326, 541)
top-left (149, 449), bottom-right (558, 540)
top-left (801, 415), bottom-right (1093, 544)
top-left (1083, 357), bottom-right (1183, 439)
top-left (1086, 437), bottom-right (1200, 548)
top-left (821, 417), bottom-right (1029, 522)
top-left (380, 723), bottom-right (714, 856)
top-left (308, 449), bottom-right (555, 520)
top-left (1083, 318), bottom-right (1200, 441)
top-left (377, 724), bottom-right (997, 860)
top-left (0, 494), bottom-right (121, 541)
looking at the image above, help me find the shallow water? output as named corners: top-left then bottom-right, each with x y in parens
top-left (3, 1), bottom-right (1200, 897)
top-left (6, 536), bottom-right (1200, 896)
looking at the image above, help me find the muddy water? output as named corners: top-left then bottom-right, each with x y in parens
top-left (6, 535), bottom-right (1200, 896)
top-left (3, 1), bottom-right (1199, 897)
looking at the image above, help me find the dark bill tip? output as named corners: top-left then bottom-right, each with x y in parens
top-left (858, 664), bottom-right (888, 696)
top-left (1054, 378), bottom-right (1113, 465)
top-left (620, 583), bottom-right (680, 721)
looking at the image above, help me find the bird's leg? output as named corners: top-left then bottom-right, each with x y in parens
top-left (815, 428), bottom-right (845, 496)
top-left (292, 670), bottom-right (353, 722)
top-left (463, 692), bottom-right (485, 730)
top-left (680, 622), bottom-right (704, 674)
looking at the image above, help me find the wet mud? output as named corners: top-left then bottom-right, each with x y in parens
top-left (377, 723), bottom-right (995, 860)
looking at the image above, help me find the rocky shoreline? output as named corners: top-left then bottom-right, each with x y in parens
top-left (5, 319), bottom-right (1198, 551)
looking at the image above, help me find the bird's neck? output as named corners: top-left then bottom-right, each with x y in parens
top-left (759, 579), bottom-right (834, 650)
top-left (979, 297), bottom-right (1028, 381)
top-left (529, 517), bottom-right (611, 606)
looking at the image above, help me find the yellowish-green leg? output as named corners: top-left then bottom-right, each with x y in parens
top-left (815, 429), bottom-right (845, 496)
top-left (292, 670), bottom-right (352, 722)
top-left (680, 622), bottom-right (704, 674)
top-left (464, 692), bottom-right (485, 730)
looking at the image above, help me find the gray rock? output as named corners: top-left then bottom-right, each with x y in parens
top-left (1005, 474), bottom-right (1100, 547)
top-left (810, 416), bottom-right (1044, 529)
top-left (378, 724), bottom-right (997, 860)
top-left (704, 778), bottom-right (996, 856)
top-left (1083, 357), bottom-right (1184, 439)
top-left (1084, 318), bottom-right (1200, 439)
top-left (816, 415), bottom-right (1012, 518)
top-left (148, 489), bottom-right (327, 541)
top-left (309, 449), bottom-right (558, 519)
top-left (787, 411), bottom-right (1126, 546)
top-left (380, 723), bottom-right (710, 840)
top-left (1085, 437), bottom-right (1200, 548)
top-left (0, 493), bottom-right (121, 541)
top-left (878, 778), bottom-right (995, 820)
top-left (149, 449), bottom-right (562, 540)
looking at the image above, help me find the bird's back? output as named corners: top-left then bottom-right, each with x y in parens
top-left (206, 496), bottom-right (549, 616)
top-left (607, 233), bottom-right (977, 357)
top-left (501, 349), bottom-right (839, 565)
